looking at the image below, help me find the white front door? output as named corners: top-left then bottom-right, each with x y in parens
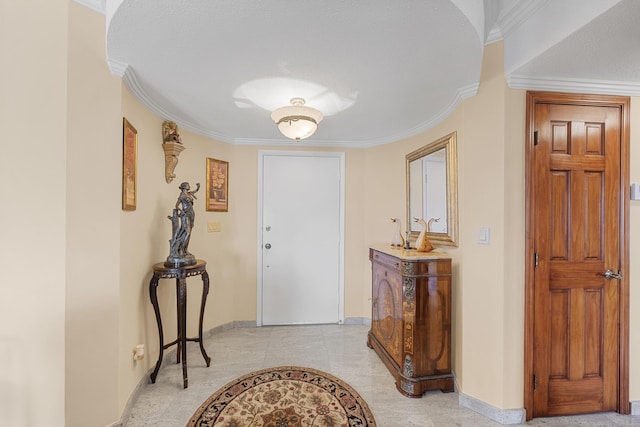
top-left (258, 151), bottom-right (344, 325)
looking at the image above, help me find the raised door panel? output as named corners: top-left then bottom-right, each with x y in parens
top-left (371, 262), bottom-right (403, 367)
top-left (413, 274), bottom-right (451, 376)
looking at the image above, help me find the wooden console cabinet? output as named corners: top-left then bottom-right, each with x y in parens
top-left (367, 244), bottom-right (454, 397)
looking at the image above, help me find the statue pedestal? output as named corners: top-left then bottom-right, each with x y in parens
top-left (149, 259), bottom-right (210, 388)
top-left (164, 253), bottom-right (196, 268)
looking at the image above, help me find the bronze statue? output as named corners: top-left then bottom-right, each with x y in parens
top-left (165, 182), bottom-right (200, 267)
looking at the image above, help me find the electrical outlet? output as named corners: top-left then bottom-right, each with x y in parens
top-left (207, 221), bottom-right (221, 232)
top-left (132, 344), bottom-right (144, 361)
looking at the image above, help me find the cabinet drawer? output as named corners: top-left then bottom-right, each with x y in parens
top-left (369, 249), bottom-right (451, 276)
top-left (370, 249), bottom-right (402, 272)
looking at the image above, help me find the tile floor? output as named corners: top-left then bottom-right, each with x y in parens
top-left (120, 324), bottom-right (640, 426)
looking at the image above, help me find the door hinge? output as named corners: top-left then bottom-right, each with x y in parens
top-left (534, 131), bottom-right (539, 146)
top-left (534, 252), bottom-right (539, 268)
top-left (533, 374), bottom-right (538, 390)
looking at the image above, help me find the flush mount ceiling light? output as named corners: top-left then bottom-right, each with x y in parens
top-left (271, 97), bottom-right (323, 141)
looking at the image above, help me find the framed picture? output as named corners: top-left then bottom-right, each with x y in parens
top-left (206, 157), bottom-right (229, 212)
top-left (122, 118), bottom-right (137, 211)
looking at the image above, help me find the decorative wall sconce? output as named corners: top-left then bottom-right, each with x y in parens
top-left (162, 120), bottom-right (185, 183)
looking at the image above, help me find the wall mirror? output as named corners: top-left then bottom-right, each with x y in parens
top-left (406, 131), bottom-right (458, 247)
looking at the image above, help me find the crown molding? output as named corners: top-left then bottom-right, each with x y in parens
top-left (121, 65), bottom-right (480, 148)
top-left (497, 0), bottom-right (550, 39)
top-left (485, 28), bottom-right (503, 45)
top-left (486, 0), bottom-right (550, 45)
top-left (235, 81), bottom-right (480, 148)
top-left (73, 0), bottom-right (105, 14)
top-left (107, 58), bottom-right (127, 77)
top-left (507, 74), bottom-right (640, 97)
top-left (123, 69), bottom-right (235, 144)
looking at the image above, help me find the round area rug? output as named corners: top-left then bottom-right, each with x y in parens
top-left (187, 366), bottom-right (377, 426)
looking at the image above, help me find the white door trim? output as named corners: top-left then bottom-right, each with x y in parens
top-left (256, 150), bottom-right (345, 326)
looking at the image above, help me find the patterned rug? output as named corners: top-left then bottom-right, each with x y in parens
top-left (187, 366), bottom-right (377, 426)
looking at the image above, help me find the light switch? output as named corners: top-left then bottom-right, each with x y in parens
top-left (207, 221), bottom-right (221, 232)
top-left (632, 183), bottom-right (640, 200)
top-left (477, 227), bottom-right (490, 245)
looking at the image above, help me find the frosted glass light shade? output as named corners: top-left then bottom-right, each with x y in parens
top-left (271, 98), bottom-right (323, 141)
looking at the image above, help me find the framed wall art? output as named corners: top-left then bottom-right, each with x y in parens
top-left (122, 118), bottom-right (138, 211)
top-left (206, 157), bottom-right (229, 212)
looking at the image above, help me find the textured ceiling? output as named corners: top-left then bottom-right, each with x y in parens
top-left (77, 0), bottom-right (640, 147)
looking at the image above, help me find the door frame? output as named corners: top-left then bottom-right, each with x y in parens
top-left (256, 150), bottom-right (346, 326)
top-left (524, 91), bottom-right (630, 419)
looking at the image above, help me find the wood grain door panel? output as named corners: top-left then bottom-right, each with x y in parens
top-left (525, 92), bottom-right (629, 420)
top-left (371, 263), bottom-right (403, 367)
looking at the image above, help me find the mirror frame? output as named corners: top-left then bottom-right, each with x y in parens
top-left (406, 131), bottom-right (458, 247)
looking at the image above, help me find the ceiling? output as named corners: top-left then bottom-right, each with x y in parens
top-left (77, 0), bottom-right (640, 148)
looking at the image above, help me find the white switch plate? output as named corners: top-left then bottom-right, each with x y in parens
top-left (631, 183), bottom-right (640, 200)
top-left (477, 227), bottom-right (490, 245)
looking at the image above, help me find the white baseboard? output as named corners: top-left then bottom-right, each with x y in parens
top-left (343, 317), bottom-right (371, 325)
top-left (205, 320), bottom-right (256, 338)
top-left (459, 387), bottom-right (640, 420)
top-left (458, 393), bottom-right (526, 425)
top-left (207, 319), bottom-right (370, 330)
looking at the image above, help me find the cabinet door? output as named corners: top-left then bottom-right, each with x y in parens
top-left (413, 274), bottom-right (451, 376)
top-left (371, 262), bottom-right (403, 367)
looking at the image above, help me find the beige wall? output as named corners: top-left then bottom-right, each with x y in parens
top-left (0, 0), bottom-right (68, 426)
top-left (503, 83), bottom-right (527, 408)
top-left (458, 40), bottom-right (515, 408)
top-left (66, 2), bottom-right (122, 426)
top-left (629, 97), bottom-right (640, 401)
top-left (3, 4), bottom-right (640, 426)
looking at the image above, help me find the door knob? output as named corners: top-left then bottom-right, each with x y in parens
top-left (602, 269), bottom-right (622, 280)
top-left (264, 243), bottom-right (272, 249)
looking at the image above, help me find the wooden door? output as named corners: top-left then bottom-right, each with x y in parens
top-left (525, 92), bottom-right (629, 419)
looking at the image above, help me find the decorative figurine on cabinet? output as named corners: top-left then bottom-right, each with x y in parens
top-left (413, 217), bottom-right (434, 252)
top-left (428, 217), bottom-right (440, 233)
top-left (390, 218), bottom-right (405, 247)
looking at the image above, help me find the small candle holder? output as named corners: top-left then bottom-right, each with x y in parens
top-left (404, 231), bottom-right (411, 250)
